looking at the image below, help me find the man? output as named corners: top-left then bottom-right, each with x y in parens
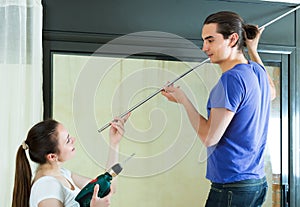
top-left (162, 11), bottom-right (275, 206)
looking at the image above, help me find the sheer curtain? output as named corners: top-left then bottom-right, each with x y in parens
top-left (0, 0), bottom-right (43, 206)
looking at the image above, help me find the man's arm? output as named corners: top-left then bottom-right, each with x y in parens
top-left (246, 27), bottom-right (276, 100)
top-left (162, 86), bottom-right (234, 147)
top-left (181, 97), bottom-right (234, 147)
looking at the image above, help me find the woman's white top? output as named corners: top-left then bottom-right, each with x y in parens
top-left (30, 168), bottom-right (81, 207)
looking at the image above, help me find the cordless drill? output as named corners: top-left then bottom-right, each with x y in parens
top-left (75, 163), bottom-right (123, 207)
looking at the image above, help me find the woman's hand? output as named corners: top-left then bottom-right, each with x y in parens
top-left (90, 184), bottom-right (112, 207)
top-left (161, 83), bottom-right (187, 104)
top-left (109, 113), bottom-right (130, 146)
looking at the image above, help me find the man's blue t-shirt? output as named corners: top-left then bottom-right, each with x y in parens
top-left (206, 61), bottom-right (270, 183)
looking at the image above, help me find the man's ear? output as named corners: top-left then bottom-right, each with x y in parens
top-left (46, 153), bottom-right (58, 162)
top-left (229, 33), bottom-right (239, 48)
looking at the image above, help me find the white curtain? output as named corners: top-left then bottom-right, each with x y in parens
top-left (0, 0), bottom-right (43, 206)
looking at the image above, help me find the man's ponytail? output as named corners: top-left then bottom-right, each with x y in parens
top-left (243, 24), bottom-right (259, 45)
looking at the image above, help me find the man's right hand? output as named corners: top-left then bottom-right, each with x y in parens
top-left (161, 83), bottom-right (187, 104)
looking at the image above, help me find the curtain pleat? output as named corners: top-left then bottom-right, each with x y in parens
top-left (0, 0), bottom-right (43, 206)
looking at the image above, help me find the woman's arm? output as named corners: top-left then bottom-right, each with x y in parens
top-left (72, 115), bottom-right (129, 192)
top-left (72, 173), bottom-right (92, 189)
top-left (38, 199), bottom-right (64, 207)
top-left (106, 115), bottom-right (129, 193)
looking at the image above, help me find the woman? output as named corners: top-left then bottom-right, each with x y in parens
top-left (162, 11), bottom-right (275, 206)
top-left (12, 115), bottom-right (129, 207)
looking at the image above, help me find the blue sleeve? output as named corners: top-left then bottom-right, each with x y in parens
top-left (210, 73), bottom-right (244, 112)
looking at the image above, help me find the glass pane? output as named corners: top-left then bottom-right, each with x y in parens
top-left (52, 53), bottom-right (282, 207)
top-left (265, 64), bottom-right (282, 207)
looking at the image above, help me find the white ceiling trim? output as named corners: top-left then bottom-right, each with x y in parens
top-left (261, 0), bottom-right (300, 4)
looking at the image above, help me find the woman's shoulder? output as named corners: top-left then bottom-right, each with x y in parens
top-left (30, 176), bottom-right (65, 206)
top-left (31, 175), bottom-right (63, 191)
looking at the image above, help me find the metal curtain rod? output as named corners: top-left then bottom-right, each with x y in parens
top-left (98, 5), bottom-right (300, 133)
top-left (97, 58), bottom-right (210, 133)
top-left (259, 5), bottom-right (300, 29)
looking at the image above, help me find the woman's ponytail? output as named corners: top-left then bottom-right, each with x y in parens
top-left (12, 145), bottom-right (32, 207)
